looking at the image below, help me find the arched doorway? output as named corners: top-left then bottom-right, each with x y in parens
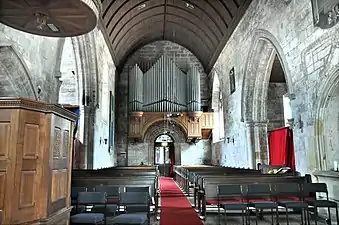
top-left (242, 29), bottom-right (294, 168)
top-left (154, 134), bottom-right (175, 177)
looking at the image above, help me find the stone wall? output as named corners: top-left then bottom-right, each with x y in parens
top-left (181, 140), bottom-right (211, 165)
top-left (0, 23), bottom-right (62, 102)
top-left (116, 40), bottom-right (210, 165)
top-left (59, 38), bottom-right (78, 105)
top-left (267, 82), bottom-right (287, 131)
top-left (93, 29), bottom-right (116, 169)
top-left (210, 0), bottom-right (339, 201)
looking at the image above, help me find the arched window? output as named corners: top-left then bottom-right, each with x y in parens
top-left (212, 72), bottom-right (225, 142)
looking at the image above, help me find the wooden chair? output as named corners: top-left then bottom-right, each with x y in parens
top-left (304, 183), bottom-right (339, 225)
top-left (217, 184), bottom-right (248, 225)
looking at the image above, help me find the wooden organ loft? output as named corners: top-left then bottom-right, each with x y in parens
top-left (128, 55), bottom-right (214, 141)
top-left (0, 98), bottom-right (77, 225)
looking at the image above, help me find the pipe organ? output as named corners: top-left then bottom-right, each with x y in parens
top-left (128, 65), bottom-right (143, 112)
top-left (128, 55), bottom-right (214, 141)
top-left (187, 66), bottom-right (201, 112)
top-left (129, 55), bottom-right (189, 112)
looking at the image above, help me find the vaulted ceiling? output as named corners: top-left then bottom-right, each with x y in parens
top-left (101, 0), bottom-right (252, 72)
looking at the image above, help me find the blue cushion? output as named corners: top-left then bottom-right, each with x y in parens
top-left (71, 213), bottom-right (104, 224)
top-left (111, 213), bottom-right (148, 225)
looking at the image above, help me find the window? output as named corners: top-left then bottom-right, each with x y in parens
top-left (283, 94), bottom-right (292, 127)
top-left (212, 72), bottom-right (225, 143)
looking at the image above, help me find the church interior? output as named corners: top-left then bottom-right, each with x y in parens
top-left (0, 0), bottom-right (339, 224)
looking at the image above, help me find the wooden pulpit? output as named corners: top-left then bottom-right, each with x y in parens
top-left (0, 98), bottom-right (77, 225)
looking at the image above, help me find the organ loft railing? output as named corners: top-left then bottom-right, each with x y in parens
top-left (128, 55), bottom-right (214, 142)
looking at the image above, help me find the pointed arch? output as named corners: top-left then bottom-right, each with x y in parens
top-left (0, 46), bottom-right (37, 99)
top-left (241, 29), bottom-right (294, 122)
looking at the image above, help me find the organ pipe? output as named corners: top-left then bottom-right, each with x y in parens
top-left (128, 64), bottom-right (143, 112)
top-left (187, 66), bottom-right (201, 112)
top-left (128, 55), bottom-right (201, 113)
top-left (142, 55), bottom-right (187, 112)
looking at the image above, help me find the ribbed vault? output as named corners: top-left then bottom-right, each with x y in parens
top-left (101, 0), bottom-right (252, 72)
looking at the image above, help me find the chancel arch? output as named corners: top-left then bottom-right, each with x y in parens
top-left (242, 29), bottom-right (294, 168)
top-left (0, 46), bottom-right (36, 99)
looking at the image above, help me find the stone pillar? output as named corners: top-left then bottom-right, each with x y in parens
top-left (245, 120), bottom-right (269, 168)
top-left (78, 105), bottom-right (88, 168)
top-left (174, 143), bottom-right (181, 165)
top-left (78, 105), bottom-right (95, 169)
top-left (87, 106), bottom-right (95, 169)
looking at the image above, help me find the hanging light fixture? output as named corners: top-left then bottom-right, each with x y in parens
top-left (0, 0), bottom-right (99, 37)
top-left (161, 142), bottom-right (168, 147)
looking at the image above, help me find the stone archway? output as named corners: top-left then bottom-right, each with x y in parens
top-left (241, 29), bottom-right (294, 168)
top-left (314, 69), bottom-right (339, 171)
top-left (0, 46), bottom-right (36, 99)
top-left (143, 120), bottom-right (186, 165)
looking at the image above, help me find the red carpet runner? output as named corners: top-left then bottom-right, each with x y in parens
top-left (160, 177), bottom-right (203, 225)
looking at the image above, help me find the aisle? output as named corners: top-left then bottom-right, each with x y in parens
top-left (160, 177), bottom-right (203, 225)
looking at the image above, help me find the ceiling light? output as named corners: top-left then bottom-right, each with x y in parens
top-left (185, 2), bottom-right (194, 9)
top-left (138, 3), bottom-right (146, 10)
top-left (47, 24), bottom-right (59, 32)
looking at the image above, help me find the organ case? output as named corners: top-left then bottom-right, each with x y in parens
top-left (0, 98), bottom-right (76, 225)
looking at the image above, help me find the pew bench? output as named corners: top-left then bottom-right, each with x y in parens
top-left (197, 174), bottom-right (312, 218)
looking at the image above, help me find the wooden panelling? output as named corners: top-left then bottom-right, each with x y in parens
top-left (0, 122), bottom-right (10, 158)
top-left (200, 113), bottom-right (214, 129)
top-left (128, 112), bottom-right (214, 141)
top-left (51, 170), bottom-right (67, 202)
top-left (0, 98), bottom-right (76, 225)
top-left (19, 171), bottom-right (36, 208)
top-left (0, 173), bottom-right (6, 209)
top-left (187, 122), bottom-right (201, 137)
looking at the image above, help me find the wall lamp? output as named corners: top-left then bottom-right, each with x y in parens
top-left (287, 113), bottom-right (303, 132)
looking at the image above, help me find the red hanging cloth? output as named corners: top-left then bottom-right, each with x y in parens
top-left (269, 127), bottom-right (295, 170)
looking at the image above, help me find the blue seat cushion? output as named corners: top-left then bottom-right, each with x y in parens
top-left (111, 213), bottom-right (148, 225)
top-left (71, 213), bottom-right (104, 224)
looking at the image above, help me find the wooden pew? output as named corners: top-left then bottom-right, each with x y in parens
top-left (174, 165), bottom-right (260, 196)
top-left (71, 166), bottom-right (160, 218)
top-left (198, 174), bottom-right (312, 218)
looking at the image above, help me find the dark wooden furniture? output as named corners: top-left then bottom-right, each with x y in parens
top-left (0, 98), bottom-right (77, 225)
top-left (71, 166), bottom-right (160, 220)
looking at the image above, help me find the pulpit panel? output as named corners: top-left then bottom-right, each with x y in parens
top-left (48, 114), bottom-right (73, 215)
top-left (0, 111), bottom-right (11, 219)
top-left (13, 110), bottom-right (43, 224)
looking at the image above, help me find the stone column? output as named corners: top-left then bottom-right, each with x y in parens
top-left (174, 143), bottom-right (181, 165)
top-left (78, 105), bottom-right (88, 168)
top-left (78, 105), bottom-right (95, 169)
top-left (245, 120), bottom-right (269, 168)
top-left (87, 106), bottom-right (96, 169)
